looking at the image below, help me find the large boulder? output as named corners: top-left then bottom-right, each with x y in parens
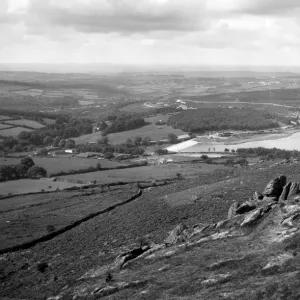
top-left (263, 175), bottom-right (287, 199)
top-left (227, 202), bottom-right (239, 219)
top-left (279, 182), bottom-right (292, 201)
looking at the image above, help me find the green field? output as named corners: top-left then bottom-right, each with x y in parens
top-left (0, 157), bottom-right (127, 175)
top-left (0, 124), bottom-right (13, 129)
top-left (5, 119), bottom-right (45, 129)
top-left (0, 127), bottom-right (33, 137)
top-left (60, 163), bottom-right (227, 183)
top-left (120, 102), bottom-right (153, 113)
top-left (0, 179), bottom-right (84, 196)
top-left (0, 115), bottom-right (13, 121)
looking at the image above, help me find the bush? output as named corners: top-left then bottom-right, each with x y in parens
top-left (155, 148), bottom-right (168, 155)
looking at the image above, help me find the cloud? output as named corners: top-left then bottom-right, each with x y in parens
top-left (1, 0), bottom-right (300, 65)
top-left (22, 0), bottom-right (207, 35)
top-left (232, 0), bottom-right (300, 15)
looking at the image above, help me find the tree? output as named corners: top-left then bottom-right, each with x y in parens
top-left (29, 133), bottom-right (42, 146)
top-left (52, 137), bottom-right (61, 147)
top-left (96, 163), bottom-right (101, 170)
top-left (97, 137), bottom-right (109, 145)
top-left (134, 136), bottom-right (142, 146)
top-left (20, 157), bottom-right (35, 169)
top-left (58, 139), bottom-right (66, 148)
top-left (104, 152), bottom-right (114, 159)
top-left (38, 148), bottom-right (48, 156)
top-left (18, 131), bottom-right (31, 140)
top-left (231, 149), bottom-right (236, 153)
top-left (155, 148), bottom-right (168, 155)
top-left (168, 133), bottom-right (178, 144)
top-left (27, 166), bottom-right (47, 179)
top-left (43, 136), bottom-right (53, 145)
top-left (99, 121), bottom-right (108, 131)
top-left (125, 138), bottom-right (133, 147)
top-left (0, 165), bottom-right (16, 181)
top-left (15, 164), bottom-right (28, 178)
top-left (142, 136), bottom-right (151, 146)
top-left (65, 139), bottom-right (76, 149)
top-left (224, 148), bottom-right (230, 153)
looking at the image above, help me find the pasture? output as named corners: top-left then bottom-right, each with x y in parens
top-left (107, 124), bottom-right (186, 144)
top-left (42, 118), bottom-right (56, 125)
top-left (0, 127), bottom-right (33, 137)
top-left (5, 119), bottom-right (45, 129)
top-left (0, 124), bottom-right (13, 130)
top-left (60, 163), bottom-right (228, 183)
top-left (120, 102), bottom-right (153, 113)
top-left (0, 179), bottom-right (84, 196)
top-left (0, 115), bottom-right (13, 121)
top-left (0, 157), bottom-right (127, 175)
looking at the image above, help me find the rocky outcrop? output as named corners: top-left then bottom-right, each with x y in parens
top-left (263, 175), bottom-right (286, 199)
top-left (227, 202), bottom-right (239, 219)
top-left (279, 182), bottom-right (292, 201)
top-left (164, 224), bottom-right (189, 246)
top-left (261, 253), bottom-right (294, 275)
top-left (287, 182), bottom-right (300, 199)
top-left (253, 191), bottom-right (264, 201)
top-left (236, 201), bottom-right (256, 214)
top-left (240, 208), bottom-right (263, 227)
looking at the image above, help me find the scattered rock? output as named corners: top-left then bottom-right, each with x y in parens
top-left (201, 273), bottom-right (232, 287)
top-left (261, 253), bottom-right (294, 275)
top-left (92, 280), bottom-right (148, 298)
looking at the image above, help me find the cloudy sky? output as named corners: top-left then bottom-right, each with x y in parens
top-left (1, 0), bottom-right (300, 66)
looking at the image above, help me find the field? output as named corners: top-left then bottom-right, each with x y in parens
top-left (0, 126), bottom-right (33, 137)
top-left (120, 102), bottom-right (154, 113)
top-left (42, 118), bottom-right (56, 125)
top-left (60, 163), bottom-right (228, 183)
top-left (0, 115), bottom-right (13, 120)
top-left (0, 157), bottom-right (127, 175)
top-left (0, 185), bottom-right (137, 250)
top-left (74, 123), bottom-right (186, 144)
top-left (5, 119), bottom-right (45, 129)
top-left (0, 123), bottom-right (13, 129)
top-left (0, 179), bottom-right (85, 196)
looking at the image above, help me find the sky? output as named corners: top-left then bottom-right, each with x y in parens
top-left (1, 0), bottom-right (300, 67)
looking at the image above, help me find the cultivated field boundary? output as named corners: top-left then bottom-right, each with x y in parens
top-left (0, 189), bottom-right (143, 255)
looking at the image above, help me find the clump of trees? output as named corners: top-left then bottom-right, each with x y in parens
top-left (236, 147), bottom-right (300, 160)
top-left (0, 116), bottom-right (92, 153)
top-left (167, 108), bottom-right (280, 133)
top-left (102, 115), bottom-right (146, 135)
top-left (0, 157), bottom-right (47, 181)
